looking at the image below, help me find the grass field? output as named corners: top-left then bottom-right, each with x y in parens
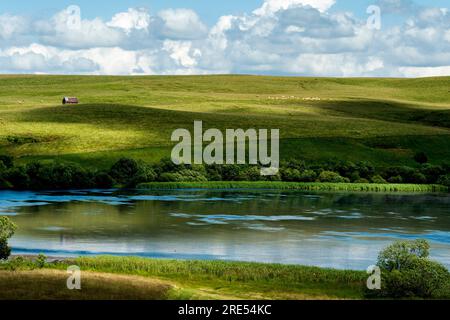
top-left (138, 181), bottom-right (448, 192)
top-left (1, 75), bottom-right (449, 169)
top-left (0, 256), bottom-right (368, 300)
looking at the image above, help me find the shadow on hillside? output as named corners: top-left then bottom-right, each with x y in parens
top-left (314, 99), bottom-right (450, 128)
top-left (15, 103), bottom-right (310, 132)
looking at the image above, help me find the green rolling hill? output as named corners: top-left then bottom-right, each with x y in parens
top-left (0, 74), bottom-right (449, 169)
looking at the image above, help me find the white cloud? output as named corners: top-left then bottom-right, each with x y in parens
top-left (0, 3), bottom-right (449, 77)
top-left (158, 9), bottom-right (208, 39)
top-left (0, 14), bottom-right (27, 40)
top-left (163, 40), bottom-right (201, 67)
top-left (254, 0), bottom-right (336, 15)
top-left (107, 8), bottom-right (150, 34)
top-left (36, 8), bottom-right (124, 49)
top-left (399, 66), bottom-right (450, 77)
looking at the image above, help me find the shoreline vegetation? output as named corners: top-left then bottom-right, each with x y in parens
top-left (137, 181), bottom-right (448, 193)
top-left (1, 250), bottom-right (449, 300)
top-left (1, 155), bottom-right (449, 193)
top-left (0, 255), bottom-right (369, 300)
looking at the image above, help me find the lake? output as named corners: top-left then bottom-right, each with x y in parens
top-left (1, 189), bottom-right (449, 270)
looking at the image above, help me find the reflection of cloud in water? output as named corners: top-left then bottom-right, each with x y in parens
top-left (3, 189), bottom-right (450, 270)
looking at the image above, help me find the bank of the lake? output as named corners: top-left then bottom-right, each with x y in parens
top-left (138, 181), bottom-right (448, 193)
top-left (0, 255), bottom-right (368, 300)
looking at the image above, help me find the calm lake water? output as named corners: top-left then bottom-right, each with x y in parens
top-left (1, 189), bottom-right (449, 270)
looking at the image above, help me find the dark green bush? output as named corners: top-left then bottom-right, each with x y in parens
top-left (0, 216), bottom-right (17, 260)
top-left (160, 170), bottom-right (207, 182)
top-left (355, 161), bottom-right (375, 179)
top-left (420, 164), bottom-right (445, 184)
top-left (5, 166), bottom-right (30, 189)
top-left (437, 174), bottom-right (450, 188)
top-left (410, 172), bottom-right (427, 184)
top-left (237, 167), bottom-right (261, 181)
top-left (317, 171), bottom-right (348, 183)
top-left (109, 158), bottom-right (139, 184)
top-left (0, 155), bottom-right (14, 169)
top-left (0, 240), bottom-right (11, 261)
top-left (414, 152), bottom-right (428, 164)
top-left (371, 175), bottom-right (387, 184)
top-left (128, 163), bottom-right (157, 187)
top-left (381, 258), bottom-right (449, 298)
top-left (372, 240), bottom-right (450, 298)
top-left (280, 168), bottom-right (301, 182)
top-left (220, 165), bottom-right (242, 181)
top-left (94, 172), bottom-right (115, 188)
top-left (25, 162), bottom-right (94, 189)
top-left (388, 175), bottom-right (403, 183)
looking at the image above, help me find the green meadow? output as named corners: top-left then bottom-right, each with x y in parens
top-left (1, 75), bottom-right (449, 169)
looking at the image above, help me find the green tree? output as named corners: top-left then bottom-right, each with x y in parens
top-left (0, 216), bottom-right (17, 260)
top-left (373, 240), bottom-right (450, 298)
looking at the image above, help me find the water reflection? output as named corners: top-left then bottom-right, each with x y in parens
top-left (1, 189), bottom-right (449, 270)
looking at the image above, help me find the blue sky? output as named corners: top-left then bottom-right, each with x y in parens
top-left (2, 0), bottom-right (449, 23)
top-left (0, 0), bottom-right (449, 76)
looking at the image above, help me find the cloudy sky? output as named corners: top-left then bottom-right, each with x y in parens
top-left (0, 0), bottom-right (449, 77)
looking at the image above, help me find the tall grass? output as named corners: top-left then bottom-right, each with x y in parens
top-left (50, 256), bottom-right (366, 298)
top-left (61, 256), bottom-right (364, 284)
top-left (137, 181), bottom-right (448, 193)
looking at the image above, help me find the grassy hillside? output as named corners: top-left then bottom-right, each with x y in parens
top-left (0, 75), bottom-right (449, 169)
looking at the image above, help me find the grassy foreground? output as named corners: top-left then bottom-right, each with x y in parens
top-left (138, 181), bottom-right (448, 192)
top-left (0, 256), bottom-right (367, 300)
top-left (0, 75), bottom-right (449, 169)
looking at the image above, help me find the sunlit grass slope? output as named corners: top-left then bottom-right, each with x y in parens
top-left (0, 75), bottom-right (449, 169)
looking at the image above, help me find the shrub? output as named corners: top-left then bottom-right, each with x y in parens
top-left (420, 164), bottom-right (445, 184)
top-left (94, 172), bottom-right (115, 188)
top-left (220, 165), bottom-right (242, 181)
top-left (160, 170), bottom-right (207, 182)
top-left (383, 166), bottom-right (414, 182)
top-left (0, 240), bottom-right (11, 261)
top-left (388, 175), bottom-right (403, 184)
top-left (205, 164), bottom-right (223, 181)
top-left (381, 258), bottom-right (449, 298)
top-left (333, 160), bottom-right (357, 179)
top-left (437, 174), bottom-right (450, 188)
top-left (377, 239), bottom-right (430, 271)
top-left (280, 168), bottom-right (301, 182)
top-left (109, 158), bottom-right (139, 184)
top-left (371, 175), bottom-right (387, 184)
top-left (5, 166), bottom-right (30, 189)
top-left (128, 163), bottom-right (157, 187)
top-left (35, 254), bottom-right (47, 268)
top-left (355, 161), bottom-right (375, 179)
top-left (414, 152), bottom-right (428, 164)
top-left (0, 155), bottom-right (14, 169)
top-left (317, 171), bottom-right (348, 183)
top-left (0, 216), bottom-right (17, 260)
top-left (237, 166), bottom-right (261, 181)
top-left (23, 162), bottom-right (94, 189)
top-left (373, 240), bottom-right (450, 298)
top-left (410, 172), bottom-right (427, 184)
top-left (0, 161), bottom-right (6, 175)
top-left (0, 179), bottom-right (12, 190)
top-left (298, 170), bottom-right (317, 182)
top-left (3, 256), bottom-right (26, 271)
